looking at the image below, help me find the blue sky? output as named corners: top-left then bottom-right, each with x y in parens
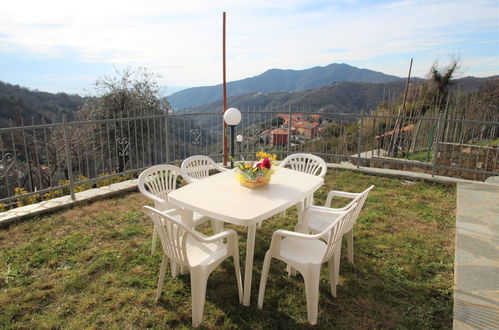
top-left (0, 0), bottom-right (498, 95)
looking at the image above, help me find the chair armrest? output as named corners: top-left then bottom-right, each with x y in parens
top-left (324, 190), bottom-right (361, 208)
top-left (308, 205), bottom-right (350, 214)
top-left (140, 190), bottom-right (166, 205)
top-left (195, 229), bottom-right (236, 243)
top-left (273, 229), bottom-right (322, 240)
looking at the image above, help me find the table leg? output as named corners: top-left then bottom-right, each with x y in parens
top-left (243, 223), bottom-right (257, 306)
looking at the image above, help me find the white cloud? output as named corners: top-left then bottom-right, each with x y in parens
top-left (0, 0), bottom-right (498, 88)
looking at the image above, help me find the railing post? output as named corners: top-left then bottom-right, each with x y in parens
top-left (62, 115), bottom-right (76, 200)
top-left (164, 108), bottom-right (170, 164)
top-left (431, 112), bottom-right (444, 178)
top-left (287, 106), bottom-right (292, 156)
top-left (357, 111), bottom-right (363, 168)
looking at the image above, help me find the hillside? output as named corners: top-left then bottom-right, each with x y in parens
top-left (167, 63), bottom-right (402, 109)
top-left (185, 75), bottom-right (496, 115)
top-left (183, 80), bottom-right (406, 115)
top-left (0, 81), bottom-right (86, 126)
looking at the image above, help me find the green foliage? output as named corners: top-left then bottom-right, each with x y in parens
top-left (43, 188), bottom-right (63, 201)
top-left (14, 188), bottom-right (38, 207)
top-left (74, 175), bottom-right (92, 192)
top-left (0, 203), bottom-right (6, 212)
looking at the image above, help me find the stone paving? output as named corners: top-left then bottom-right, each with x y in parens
top-left (453, 178), bottom-right (499, 329)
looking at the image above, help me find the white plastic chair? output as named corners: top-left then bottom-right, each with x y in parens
top-left (143, 206), bottom-right (243, 328)
top-left (258, 205), bottom-right (357, 325)
top-left (180, 155), bottom-right (228, 183)
top-left (138, 164), bottom-right (219, 254)
top-left (307, 185), bottom-right (374, 265)
top-left (277, 153), bottom-right (327, 219)
top-left (279, 153), bottom-right (327, 178)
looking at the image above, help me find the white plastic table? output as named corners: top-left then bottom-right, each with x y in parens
top-left (168, 167), bottom-right (324, 306)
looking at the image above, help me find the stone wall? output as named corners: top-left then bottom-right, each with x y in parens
top-left (368, 143), bottom-right (498, 181)
top-left (435, 143), bottom-right (498, 180)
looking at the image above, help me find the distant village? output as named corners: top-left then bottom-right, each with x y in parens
top-left (260, 113), bottom-right (325, 147)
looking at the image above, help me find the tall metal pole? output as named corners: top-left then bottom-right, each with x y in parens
top-left (222, 12), bottom-right (228, 166)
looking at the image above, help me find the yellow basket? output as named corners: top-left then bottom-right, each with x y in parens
top-left (239, 175), bottom-right (270, 189)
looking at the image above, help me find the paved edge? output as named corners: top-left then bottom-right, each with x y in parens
top-left (0, 180), bottom-right (138, 228)
top-left (327, 163), bottom-right (479, 185)
top-left (453, 182), bottom-right (499, 329)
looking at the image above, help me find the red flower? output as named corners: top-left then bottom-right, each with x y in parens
top-left (261, 158), bottom-right (271, 169)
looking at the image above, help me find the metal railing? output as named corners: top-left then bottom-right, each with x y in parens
top-left (1, 106), bottom-right (498, 208)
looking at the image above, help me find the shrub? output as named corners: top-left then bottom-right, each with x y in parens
top-left (15, 187), bottom-right (39, 207)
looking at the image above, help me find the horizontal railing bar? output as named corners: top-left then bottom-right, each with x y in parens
top-left (1, 112), bottom-right (497, 132)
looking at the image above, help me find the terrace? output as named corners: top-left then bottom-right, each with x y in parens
top-left (0, 108), bottom-right (498, 328)
top-left (1, 169), bottom-right (457, 328)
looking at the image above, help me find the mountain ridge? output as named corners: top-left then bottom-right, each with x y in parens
top-left (167, 63), bottom-right (402, 109)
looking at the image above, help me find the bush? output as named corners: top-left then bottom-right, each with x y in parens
top-left (15, 187), bottom-right (39, 207)
top-left (43, 188), bottom-right (63, 200)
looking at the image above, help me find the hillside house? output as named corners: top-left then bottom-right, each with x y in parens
top-left (294, 122), bottom-right (318, 138)
top-left (271, 129), bottom-right (288, 146)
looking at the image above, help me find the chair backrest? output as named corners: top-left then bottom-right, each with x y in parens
top-left (318, 205), bottom-right (357, 263)
top-left (143, 206), bottom-right (195, 267)
top-left (138, 165), bottom-right (180, 210)
top-left (181, 155), bottom-right (225, 183)
top-left (353, 185), bottom-right (374, 221)
top-left (279, 153), bottom-right (327, 178)
top-left (345, 185), bottom-right (374, 232)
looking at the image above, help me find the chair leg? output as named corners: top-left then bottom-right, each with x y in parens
top-left (303, 265), bottom-right (321, 325)
top-left (345, 229), bottom-right (354, 264)
top-left (333, 243), bottom-right (341, 285)
top-left (190, 269), bottom-right (208, 327)
top-left (233, 254), bottom-right (243, 304)
top-left (257, 251), bottom-right (272, 309)
top-left (327, 258), bottom-right (337, 298)
top-left (170, 260), bottom-right (178, 278)
top-left (156, 254), bottom-right (168, 300)
top-left (280, 210), bottom-right (286, 218)
top-left (151, 225), bottom-right (158, 254)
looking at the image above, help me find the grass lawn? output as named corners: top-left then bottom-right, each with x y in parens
top-left (0, 170), bottom-right (456, 329)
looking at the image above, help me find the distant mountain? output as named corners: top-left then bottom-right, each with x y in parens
top-left (167, 63), bottom-right (402, 109)
top-left (186, 80), bottom-right (406, 115)
top-left (186, 75), bottom-right (497, 115)
top-left (0, 81), bottom-right (86, 126)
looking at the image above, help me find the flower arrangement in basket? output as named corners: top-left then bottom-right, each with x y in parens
top-left (234, 152), bottom-right (277, 189)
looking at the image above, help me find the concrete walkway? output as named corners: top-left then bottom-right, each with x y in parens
top-left (0, 180), bottom-right (138, 227)
top-left (453, 179), bottom-right (499, 329)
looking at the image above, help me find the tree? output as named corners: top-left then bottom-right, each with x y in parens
top-left (76, 67), bottom-right (171, 173)
top-left (78, 67), bottom-right (169, 120)
top-left (425, 59), bottom-right (459, 114)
